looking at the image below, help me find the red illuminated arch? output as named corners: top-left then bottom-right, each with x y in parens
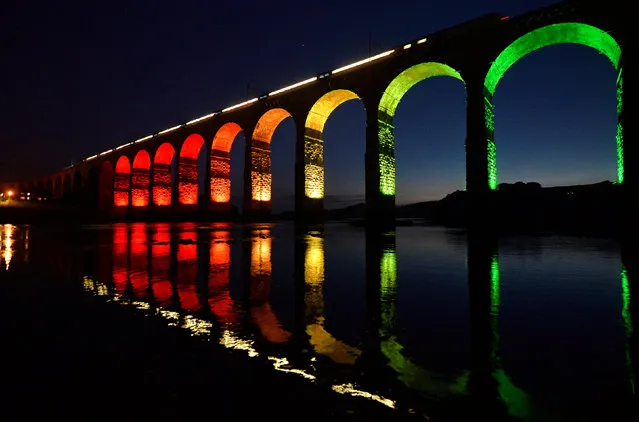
top-left (114, 156), bottom-right (131, 207)
top-left (178, 134), bottom-right (205, 205)
top-left (132, 150), bottom-right (151, 207)
top-left (153, 143), bottom-right (175, 206)
top-left (249, 108), bottom-right (293, 204)
top-left (210, 122), bottom-right (243, 203)
top-left (98, 161), bottom-right (114, 211)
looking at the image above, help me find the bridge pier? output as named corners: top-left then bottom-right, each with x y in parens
top-left (365, 105), bottom-right (395, 229)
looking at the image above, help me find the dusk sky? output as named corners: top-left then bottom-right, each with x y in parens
top-left (1, 0), bottom-right (618, 211)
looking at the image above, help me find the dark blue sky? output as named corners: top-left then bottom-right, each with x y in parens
top-left (1, 0), bottom-right (618, 211)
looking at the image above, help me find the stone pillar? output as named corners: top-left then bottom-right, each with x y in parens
top-left (243, 135), bottom-right (271, 220)
top-left (619, 39), bottom-right (639, 232)
top-left (177, 156), bottom-right (199, 216)
top-left (365, 100), bottom-right (394, 229)
top-left (295, 122), bottom-right (323, 223)
top-left (209, 150), bottom-right (232, 214)
top-left (465, 70), bottom-right (496, 230)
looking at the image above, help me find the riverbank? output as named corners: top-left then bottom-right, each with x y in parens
top-left (0, 269), bottom-right (411, 421)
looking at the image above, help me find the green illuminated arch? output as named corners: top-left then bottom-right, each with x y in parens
top-left (378, 63), bottom-right (464, 196)
top-left (484, 22), bottom-right (624, 190)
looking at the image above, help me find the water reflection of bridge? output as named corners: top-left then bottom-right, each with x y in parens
top-left (4, 222), bottom-right (635, 419)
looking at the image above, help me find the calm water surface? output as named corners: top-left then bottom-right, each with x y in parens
top-left (1, 222), bottom-right (636, 421)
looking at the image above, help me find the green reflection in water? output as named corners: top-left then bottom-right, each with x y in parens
top-left (621, 266), bottom-right (635, 395)
top-left (379, 246), bottom-right (469, 396)
top-left (489, 253), bottom-right (536, 420)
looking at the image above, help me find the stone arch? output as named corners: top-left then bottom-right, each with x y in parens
top-left (114, 156), bottom-right (131, 207)
top-left (378, 63), bottom-right (464, 196)
top-left (249, 109), bottom-right (293, 204)
top-left (98, 161), bottom-right (114, 211)
top-left (304, 89), bottom-right (362, 200)
top-left (211, 122), bottom-right (243, 203)
top-left (179, 134), bottom-right (205, 205)
top-left (483, 23), bottom-right (623, 190)
top-left (132, 150), bottom-right (151, 207)
top-left (153, 143), bottom-right (175, 206)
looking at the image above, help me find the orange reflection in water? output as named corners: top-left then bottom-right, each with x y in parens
top-left (249, 230), bottom-right (291, 343)
top-left (2, 224), bottom-right (14, 271)
top-left (129, 223), bottom-right (148, 298)
top-left (209, 228), bottom-right (237, 324)
top-left (176, 228), bottom-right (200, 312)
top-left (150, 224), bottom-right (172, 307)
top-left (112, 224), bottom-right (129, 293)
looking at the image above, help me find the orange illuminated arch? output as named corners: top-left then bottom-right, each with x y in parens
top-left (210, 122), bottom-right (244, 203)
top-left (153, 143), bottom-right (175, 206)
top-left (114, 156), bottom-right (131, 207)
top-left (304, 89), bottom-right (362, 199)
top-left (249, 109), bottom-right (294, 203)
top-left (132, 150), bottom-right (151, 207)
top-left (179, 134), bottom-right (205, 205)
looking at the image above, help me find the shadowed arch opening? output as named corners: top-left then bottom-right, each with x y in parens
top-left (114, 156), bottom-right (131, 207)
top-left (378, 63), bottom-right (464, 196)
top-left (211, 122), bottom-right (243, 203)
top-left (484, 23), bottom-right (623, 190)
top-left (55, 176), bottom-right (63, 200)
top-left (304, 89), bottom-right (361, 199)
top-left (250, 108), bottom-right (293, 203)
top-left (179, 134), bottom-right (205, 205)
top-left (132, 150), bottom-right (151, 207)
top-left (99, 161), bottom-right (114, 211)
top-left (153, 143), bottom-right (176, 206)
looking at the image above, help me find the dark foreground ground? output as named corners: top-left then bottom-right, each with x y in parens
top-left (0, 270), bottom-right (420, 421)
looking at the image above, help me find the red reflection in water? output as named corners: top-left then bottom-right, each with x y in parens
top-left (209, 229), bottom-right (236, 324)
top-left (150, 224), bottom-right (172, 306)
top-left (249, 231), bottom-right (291, 343)
top-left (129, 223), bottom-right (148, 297)
top-left (176, 229), bottom-right (200, 312)
top-left (112, 224), bottom-right (129, 293)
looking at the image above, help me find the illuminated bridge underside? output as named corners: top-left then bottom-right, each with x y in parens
top-left (154, 143), bottom-right (175, 206)
top-left (211, 123), bottom-right (242, 203)
top-left (484, 23), bottom-right (623, 190)
top-left (250, 109), bottom-right (292, 202)
top-left (304, 90), bottom-right (361, 199)
top-left (305, 234), bottom-right (361, 364)
top-left (378, 63), bottom-right (464, 196)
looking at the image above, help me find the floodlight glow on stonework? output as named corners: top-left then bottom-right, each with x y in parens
top-left (377, 62), bottom-right (464, 195)
top-left (484, 22), bottom-right (623, 189)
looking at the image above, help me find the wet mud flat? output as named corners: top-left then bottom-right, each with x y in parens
top-left (0, 270), bottom-right (422, 421)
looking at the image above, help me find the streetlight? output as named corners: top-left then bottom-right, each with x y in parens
top-left (7, 190), bottom-right (13, 198)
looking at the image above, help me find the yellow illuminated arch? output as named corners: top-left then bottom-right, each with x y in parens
top-left (304, 89), bottom-right (362, 199)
